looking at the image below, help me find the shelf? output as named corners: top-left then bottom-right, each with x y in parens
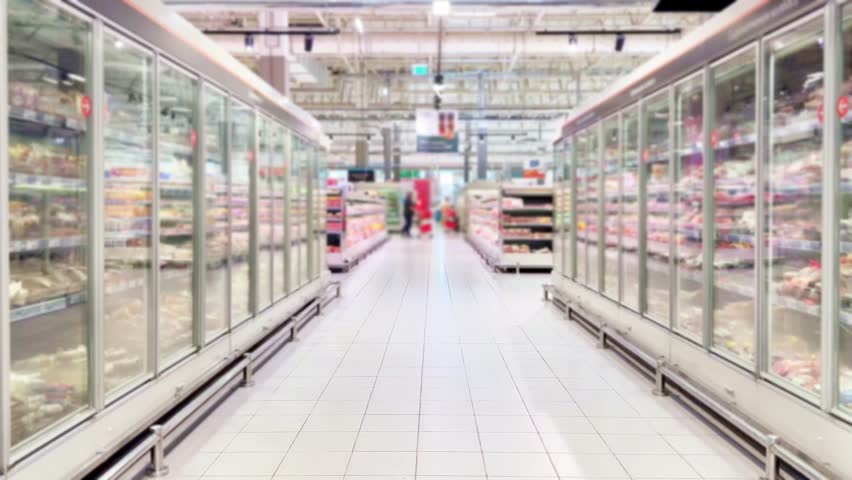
top-left (502, 223), bottom-right (553, 228)
top-left (11, 292), bottom-right (86, 323)
top-left (10, 106), bottom-right (86, 132)
top-left (502, 207), bottom-right (554, 213)
top-left (11, 236), bottom-right (84, 253)
top-left (10, 173), bottom-right (86, 190)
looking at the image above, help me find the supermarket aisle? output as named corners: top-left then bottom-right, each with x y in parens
top-left (166, 235), bottom-right (761, 479)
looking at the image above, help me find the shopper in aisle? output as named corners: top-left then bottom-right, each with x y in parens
top-left (402, 192), bottom-right (415, 236)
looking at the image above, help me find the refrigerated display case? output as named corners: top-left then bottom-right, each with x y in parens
top-left (643, 91), bottom-right (672, 325)
top-left (230, 100), bottom-right (253, 324)
top-left (562, 138), bottom-right (574, 278)
top-left (290, 136), bottom-right (309, 290)
top-left (711, 48), bottom-right (758, 364)
top-left (673, 73), bottom-right (704, 341)
top-left (549, 1), bottom-right (852, 477)
top-left (326, 188), bottom-right (388, 271)
top-left (8, 0), bottom-right (92, 447)
top-left (103, 31), bottom-right (153, 394)
top-left (203, 85), bottom-right (228, 339)
top-left (575, 131), bottom-right (590, 285)
top-left (272, 125), bottom-right (287, 300)
top-left (0, 1), bottom-right (330, 476)
top-left (257, 116), bottom-right (273, 311)
top-left (602, 118), bottom-right (620, 300)
top-left (622, 108), bottom-right (640, 312)
top-left (157, 62), bottom-right (196, 364)
top-left (767, 21), bottom-right (824, 395)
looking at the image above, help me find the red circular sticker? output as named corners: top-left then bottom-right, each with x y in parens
top-left (79, 95), bottom-right (92, 118)
top-left (711, 130), bottom-right (720, 148)
top-left (642, 149), bottom-right (650, 162)
top-left (189, 129), bottom-right (198, 147)
top-left (837, 95), bottom-right (850, 119)
top-left (818, 103), bottom-right (824, 124)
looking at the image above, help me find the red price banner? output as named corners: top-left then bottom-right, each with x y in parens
top-left (837, 95), bottom-right (850, 119)
top-left (190, 129), bottom-right (198, 147)
top-left (818, 103), bottom-right (824, 124)
top-left (711, 130), bottom-right (720, 148)
top-left (642, 149), bottom-right (650, 162)
top-left (79, 95), bottom-right (92, 118)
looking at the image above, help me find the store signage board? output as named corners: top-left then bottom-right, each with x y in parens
top-left (411, 64), bottom-right (430, 76)
top-left (523, 158), bottom-right (545, 179)
top-left (416, 109), bottom-right (459, 153)
top-left (348, 168), bottom-right (375, 182)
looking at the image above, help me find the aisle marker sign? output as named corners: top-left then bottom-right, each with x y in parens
top-left (838, 95), bottom-right (850, 118)
top-left (411, 64), bottom-right (429, 76)
top-left (79, 95), bottom-right (92, 118)
top-left (416, 109), bottom-right (459, 153)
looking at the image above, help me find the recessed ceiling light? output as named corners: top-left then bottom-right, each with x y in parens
top-left (433, 0), bottom-right (451, 17)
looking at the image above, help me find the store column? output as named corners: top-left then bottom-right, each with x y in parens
top-left (382, 126), bottom-right (392, 179)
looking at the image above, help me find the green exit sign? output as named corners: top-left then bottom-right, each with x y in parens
top-left (411, 64), bottom-right (429, 76)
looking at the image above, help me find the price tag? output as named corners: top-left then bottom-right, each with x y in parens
top-left (711, 130), bottom-right (720, 148)
top-left (80, 95), bottom-right (92, 118)
top-left (189, 129), bottom-right (198, 147)
top-left (838, 95), bottom-right (850, 118)
top-left (818, 103), bottom-right (824, 124)
top-left (642, 149), bottom-right (650, 162)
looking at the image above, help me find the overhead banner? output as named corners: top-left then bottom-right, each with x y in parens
top-left (416, 109), bottom-right (459, 153)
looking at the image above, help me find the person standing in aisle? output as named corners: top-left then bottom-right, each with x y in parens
top-left (402, 192), bottom-right (415, 237)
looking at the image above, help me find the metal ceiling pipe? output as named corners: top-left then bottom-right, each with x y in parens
top-left (166, 0), bottom-right (645, 7)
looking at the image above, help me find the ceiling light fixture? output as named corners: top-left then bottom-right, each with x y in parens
top-left (354, 17), bottom-right (364, 34)
top-left (433, 0), bottom-right (451, 17)
top-left (568, 33), bottom-right (577, 45)
top-left (114, 39), bottom-right (124, 49)
top-left (244, 33), bottom-right (255, 52)
top-left (615, 32), bottom-right (625, 52)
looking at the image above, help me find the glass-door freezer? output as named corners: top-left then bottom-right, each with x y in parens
top-left (602, 117), bottom-right (620, 300)
top-left (230, 100), bottom-right (253, 324)
top-left (8, 0), bottom-right (92, 447)
top-left (839, 5), bottom-right (852, 415)
top-left (157, 62), bottom-right (197, 364)
top-left (766, 21), bottom-right (824, 397)
top-left (562, 138), bottom-right (574, 279)
top-left (203, 85), bottom-right (229, 339)
top-left (673, 73), bottom-right (704, 341)
top-left (710, 46), bottom-right (758, 365)
top-left (272, 124), bottom-right (287, 301)
top-left (642, 91), bottom-right (672, 325)
top-left (622, 108), bottom-right (640, 312)
top-left (257, 116), bottom-right (273, 311)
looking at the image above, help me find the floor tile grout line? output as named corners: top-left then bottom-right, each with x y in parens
top-left (446, 257), bottom-right (491, 478)
top-left (266, 262), bottom-right (397, 477)
top-left (460, 262), bottom-right (563, 478)
top-left (414, 252), bottom-right (432, 476)
top-left (348, 264), bottom-right (413, 472)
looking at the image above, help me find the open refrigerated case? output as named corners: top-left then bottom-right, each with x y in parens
top-left (548, 1), bottom-right (852, 477)
top-left (1, 0), bottom-right (331, 477)
top-left (465, 183), bottom-right (554, 271)
top-left (326, 185), bottom-right (388, 272)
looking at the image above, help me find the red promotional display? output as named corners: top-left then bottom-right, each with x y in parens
top-left (414, 179), bottom-right (432, 236)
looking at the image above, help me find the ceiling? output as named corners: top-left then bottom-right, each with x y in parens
top-left (167, 1), bottom-right (711, 168)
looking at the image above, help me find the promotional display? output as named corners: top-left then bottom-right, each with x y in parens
top-left (415, 109), bottom-right (459, 153)
top-left (465, 183), bottom-right (554, 271)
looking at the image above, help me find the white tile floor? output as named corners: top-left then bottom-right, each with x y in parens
top-left (165, 234), bottom-right (763, 479)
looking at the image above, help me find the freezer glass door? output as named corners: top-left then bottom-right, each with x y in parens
top-left (766, 23), bottom-right (823, 395)
top-left (622, 108), bottom-right (640, 311)
top-left (553, 144), bottom-right (563, 276)
top-left (257, 116), bottom-right (273, 310)
top-left (272, 124), bottom-right (287, 300)
top-left (603, 118), bottom-right (620, 299)
top-left (562, 138), bottom-right (574, 278)
top-left (230, 101), bottom-right (253, 324)
top-left (674, 74), bottom-right (704, 340)
top-left (575, 131), bottom-right (589, 285)
top-left (203, 86), bottom-right (228, 337)
top-left (158, 63), bottom-right (196, 363)
top-left (839, 7), bottom-right (852, 414)
top-left (103, 30), bottom-right (154, 393)
top-left (316, 148), bottom-right (328, 277)
top-left (586, 128), bottom-right (600, 291)
top-left (643, 92), bottom-right (672, 324)
top-left (290, 136), bottom-right (306, 290)
top-left (710, 48), bottom-right (758, 363)
top-left (8, 0), bottom-right (92, 447)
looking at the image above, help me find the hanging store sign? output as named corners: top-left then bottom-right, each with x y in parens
top-left (523, 158), bottom-right (545, 179)
top-left (411, 64), bottom-right (430, 76)
top-left (416, 109), bottom-right (459, 153)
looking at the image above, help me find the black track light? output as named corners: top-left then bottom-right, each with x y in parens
top-left (304, 34), bottom-right (314, 52)
top-left (615, 32), bottom-right (625, 52)
top-left (245, 33), bottom-right (255, 52)
top-left (568, 33), bottom-right (577, 45)
top-left (433, 94), bottom-right (442, 111)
